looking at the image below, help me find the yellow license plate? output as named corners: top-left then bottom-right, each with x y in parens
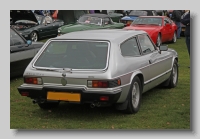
top-left (47, 92), bottom-right (80, 102)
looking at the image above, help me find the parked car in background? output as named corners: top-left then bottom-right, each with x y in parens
top-left (10, 26), bottom-right (44, 78)
top-left (17, 29), bottom-right (178, 114)
top-left (120, 10), bottom-right (157, 26)
top-left (101, 10), bottom-right (124, 22)
top-left (57, 14), bottom-right (124, 35)
top-left (111, 10), bottom-right (131, 16)
top-left (124, 16), bottom-right (177, 47)
top-left (10, 10), bottom-right (64, 42)
top-left (156, 10), bottom-right (167, 16)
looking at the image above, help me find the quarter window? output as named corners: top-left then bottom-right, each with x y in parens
top-left (164, 18), bottom-right (171, 25)
top-left (45, 16), bottom-right (52, 23)
top-left (138, 34), bottom-right (155, 54)
top-left (120, 38), bottom-right (140, 57)
top-left (104, 17), bottom-right (111, 25)
top-left (43, 16), bottom-right (52, 24)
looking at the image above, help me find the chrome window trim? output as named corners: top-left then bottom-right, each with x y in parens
top-left (32, 39), bottom-right (111, 72)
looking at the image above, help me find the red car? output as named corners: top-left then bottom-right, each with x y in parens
top-left (123, 16), bottom-right (177, 47)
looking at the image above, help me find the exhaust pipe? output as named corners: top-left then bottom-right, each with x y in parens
top-left (32, 99), bottom-right (38, 104)
top-left (90, 103), bottom-right (95, 108)
top-left (96, 102), bottom-right (101, 107)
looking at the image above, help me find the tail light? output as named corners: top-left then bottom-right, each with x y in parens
top-left (92, 81), bottom-right (108, 88)
top-left (24, 77), bottom-right (43, 85)
top-left (87, 79), bottom-right (121, 88)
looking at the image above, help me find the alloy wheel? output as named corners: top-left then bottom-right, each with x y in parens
top-left (131, 82), bottom-right (140, 108)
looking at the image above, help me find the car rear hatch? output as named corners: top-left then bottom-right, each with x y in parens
top-left (30, 40), bottom-right (111, 87)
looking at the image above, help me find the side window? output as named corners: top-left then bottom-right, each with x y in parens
top-left (45, 16), bottom-right (52, 24)
top-left (42, 18), bottom-right (46, 25)
top-left (164, 18), bottom-right (170, 25)
top-left (43, 16), bottom-right (52, 24)
top-left (120, 38), bottom-right (140, 57)
top-left (166, 17), bottom-right (172, 24)
top-left (104, 17), bottom-right (111, 25)
top-left (138, 34), bottom-right (156, 54)
top-left (10, 28), bottom-right (25, 46)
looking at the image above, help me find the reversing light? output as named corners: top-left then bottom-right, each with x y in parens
top-left (24, 77), bottom-right (42, 85)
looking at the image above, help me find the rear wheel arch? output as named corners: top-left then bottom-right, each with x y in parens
top-left (175, 57), bottom-right (178, 63)
top-left (136, 74), bottom-right (144, 90)
top-left (130, 71), bottom-right (143, 85)
top-left (130, 73), bottom-right (144, 93)
top-left (34, 30), bottom-right (40, 38)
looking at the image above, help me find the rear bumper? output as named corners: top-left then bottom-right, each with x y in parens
top-left (17, 85), bottom-right (122, 105)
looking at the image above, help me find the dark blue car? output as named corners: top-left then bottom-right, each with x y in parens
top-left (120, 10), bottom-right (157, 26)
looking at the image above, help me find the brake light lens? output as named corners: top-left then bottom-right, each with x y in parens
top-left (92, 81), bottom-right (108, 88)
top-left (24, 77), bottom-right (42, 85)
top-left (87, 79), bottom-right (121, 88)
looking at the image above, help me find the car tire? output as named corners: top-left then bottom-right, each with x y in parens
top-left (171, 31), bottom-right (177, 43)
top-left (168, 59), bottom-right (178, 88)
top-left (38, 101), bottom-right (60, 109)
top-left (30, 31), bottom-right (38, 42)
top-left (156, 33), bottom-right (162, 47)
top-left (125, 76), bottom-right (142, 114)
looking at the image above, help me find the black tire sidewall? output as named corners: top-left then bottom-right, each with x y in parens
top-left (126, 76), bottom-right (142, 114)
top-left (157, 33), bottom-right (162, 47)
top-left (169, 60), bottom-right (178, 88)
top-left (172, 32), bottom-right (177, 43)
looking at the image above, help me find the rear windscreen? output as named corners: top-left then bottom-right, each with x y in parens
top-left (34, 41), bottom-right (109, 69)
top-left (129, 10), bottom-right (148, 16)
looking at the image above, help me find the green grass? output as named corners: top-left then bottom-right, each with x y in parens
top-left (10, 37), bottom-right (190, 129)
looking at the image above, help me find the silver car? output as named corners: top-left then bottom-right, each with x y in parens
top-left (10, 26), bottom-right (44, 78)
top-left (17, 29), bottom-right (178, 114)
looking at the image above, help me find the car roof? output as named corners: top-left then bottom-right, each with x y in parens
top-left (81, 13), bottom-right (110, 18)
top-left (53, 29), bottom-right (147, 43)
top-left (139, 16), bottom-right (165, 18)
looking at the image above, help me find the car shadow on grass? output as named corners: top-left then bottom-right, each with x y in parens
top-left (30, 86), bottom-right (172, 120)
top-left (31, 102), bottom-right (128, 121)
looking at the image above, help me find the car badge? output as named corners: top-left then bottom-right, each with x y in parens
top-left (61, 77), bottom-right (67, 86)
